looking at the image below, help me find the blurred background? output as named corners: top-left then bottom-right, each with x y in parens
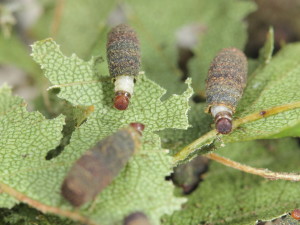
top-left (1, 0), bottom-right (300, 117)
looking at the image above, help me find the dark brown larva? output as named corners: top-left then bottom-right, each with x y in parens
top-left (61, 123), bottom-right (144, 207)
top-left (291, 209), bottom-right (300, 220)
top-left (205, 47), bottom-right (247, 134)
top-left (107, 24), bottom-right (141, 111)
top-left (124, 212), bottom-right (152, 225)
top-left (171, 155), bottom-right (209, 194)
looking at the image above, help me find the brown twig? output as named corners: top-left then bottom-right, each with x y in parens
top-left (0, 182), bottom-right (99, 225)
top-left (207, 153), bottom-right (300, 181)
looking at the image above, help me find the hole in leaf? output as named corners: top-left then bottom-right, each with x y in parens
top-left (177, 47), bottom-right (195, 81)
top-left (46, 104), bottom-right (94, 160)
top-left (175, 23), bottom-right (206, 81)
top-left (192, 94), bottom-right (206, 103)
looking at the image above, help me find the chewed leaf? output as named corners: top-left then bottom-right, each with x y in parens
top-left (31, 39), bottom-right (193, 132)
top-left (158, 103), bottom-right (212, 155)
top-left (85, 134), bottom-right (186, 225)
top-left (30, 39), bottom-right (192, 224)
top-left (0, 86), bottom-right (65, 207)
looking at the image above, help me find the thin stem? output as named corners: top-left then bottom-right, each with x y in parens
top-left (207, 153), bottom-right (300, 181)
top-left (233, 101), bottom-right (300, 128)
top-left (173, 101), bottom-right (300, 165)
top-left (0, 182), bottom-right (99, 225)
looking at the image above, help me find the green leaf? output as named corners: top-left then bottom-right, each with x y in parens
top-left (189, 0), bottom-right (256, 94)
top-left (28, 38), bottom-right (192, 225)
top-left (226, 43), bottom-right (300, 142)
top-left (0, 34), bottom-right (39, 76)
top-left (258, 27), bottom-right (274, 65)
top-left (125, 0), bottom-right (256, 96)
top-left (158, 102), bottom-right (212, 155)
top-left (173, 43), bottom-right (300, 164)
top-left (163, 138), bottom-right (300, 225)
top-left (33, 0), bottom-right (255, 97)
top-left (33, 0), bottom-right (117, 59)
top-left (0, 85), bottom-right (65, 207)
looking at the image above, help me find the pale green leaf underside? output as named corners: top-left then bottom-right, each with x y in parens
top-left (0, 86), bottom-right (65, 207)
top-left (31, 39), bottom-right (193, 132)
top-left (31, 39), bottom-right (192, 225)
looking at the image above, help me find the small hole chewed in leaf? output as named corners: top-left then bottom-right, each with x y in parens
top-left (123, 212), bottom-right (152, 225)
top-left (31, 38), bottom-right (191, 224)
top-left (106, 24), bottom-right (141, 111)
top-left (205, 47), bottom-right (248, 134)
top-left (61, 124), bottom-right (143, 207)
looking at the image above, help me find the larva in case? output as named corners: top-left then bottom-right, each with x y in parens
top-left (61, 123), bottom-right (144, 207)
top-left (106, 24), bottom-right (141, 110)
top-left (205, 47), bottom-right (247, 134)
top-left (171, 155), bottom-right (209, 194)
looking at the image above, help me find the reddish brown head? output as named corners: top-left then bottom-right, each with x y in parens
top-left (114, 91), bottom-right (131, 110)
top-left (214, 111), bottom-right (233, 134)
top-left (130, 122), bottom-right (145, 135)
top-left (291, 209), bottom-right (300, 220)
top-left (216, 118), bottom-right (232, 134)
